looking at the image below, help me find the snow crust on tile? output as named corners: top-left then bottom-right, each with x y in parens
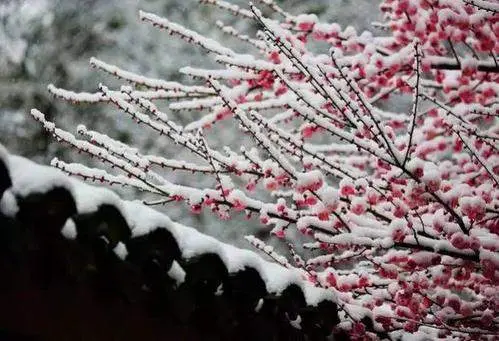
top-left (167, 260), bottom-right (186, 285)
top-left (4, 154), bottom-right (338, 306)
top-left (0, 143), bottom-right (9, 169)
top-left (8, 155), bottom-right (73, 198)
top-left (113, 241), bottom-right (129, 260)
top-left (69, 179), bottom-right (124, 215)
top-left (122, 200), bottom-right (336, 304)
top-left (61, 218), bottom-right (77, 240)
top-left (8, 155), bottom-right (125, 216)
top-left (0, 190), bottom-right (18, 217)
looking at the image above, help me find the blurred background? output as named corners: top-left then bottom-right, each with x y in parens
top-left (0, 0), bottom-right (380, 249)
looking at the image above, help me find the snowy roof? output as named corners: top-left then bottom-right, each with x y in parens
top-left (0, 146), bottom-right (343, 340)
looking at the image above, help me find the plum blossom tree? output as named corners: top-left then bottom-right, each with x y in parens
top-left (30, 0), bottom-right (498, 339)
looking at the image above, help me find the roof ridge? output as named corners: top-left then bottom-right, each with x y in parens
top-left (0, 148), bottom-right (347, 340)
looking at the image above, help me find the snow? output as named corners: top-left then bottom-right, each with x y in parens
top-left (61, 218), bottom-right (77, 240)
top-left (167, 260), bottom-right (186, 286)
top-left (47, 84), bottom-right (106, 103)
top-left (3, 152), bottom-right (337, 306)
top-left (480, 248), bottom-right (499, 266)
top-left (70, 178), bottom-right (125, 214)
top-left (180, 66), bottom-right (256, 80)
top-left (113, 242), bottom-right (128, 260)
top-left (215, 283), bottom-right (224, 296)
top-left (122, 203), bottom-right (338, 304)
top-left (201, 0), bottom-right (253, 18)
top-left (289, 314), bottom-right (302, 329)
top-left (8, 155), bottom-right (73, 198)
top-left (90, 58), bottom-right (214, 94)
top-left (254, 298), bottom-right (264, 312)
top-left (0, 143), bottom-right (9, 169)
top-left (0, 189), bottom-right (18, 217)
top-left (372, 304), bottom-right (393, 319)
top-left (139, 11), bottom-right (235, 57)
top-left (296, 170), bottom-right (324, 192)
top-left (8, 153), bottom-right (127, 218)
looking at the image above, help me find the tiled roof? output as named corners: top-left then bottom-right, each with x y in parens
top-left (0, 147), bottom-right (347, 341)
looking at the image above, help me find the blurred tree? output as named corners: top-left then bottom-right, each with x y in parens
top-left (1, 0), bottom-right (378, 162)
top-left (1, 0), bottom-right (380, 247)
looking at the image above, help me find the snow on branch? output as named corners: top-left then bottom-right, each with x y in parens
top-left (461, 0), bottom-right (499, 14)
top-left (90, 57), bottom-right (215, 94)
top-left (139, 10), bottom-right (235, 56)
top-left (47, 83), bottom-right (209, 104)
top-left (199, 0), bottom-right (253, 18)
